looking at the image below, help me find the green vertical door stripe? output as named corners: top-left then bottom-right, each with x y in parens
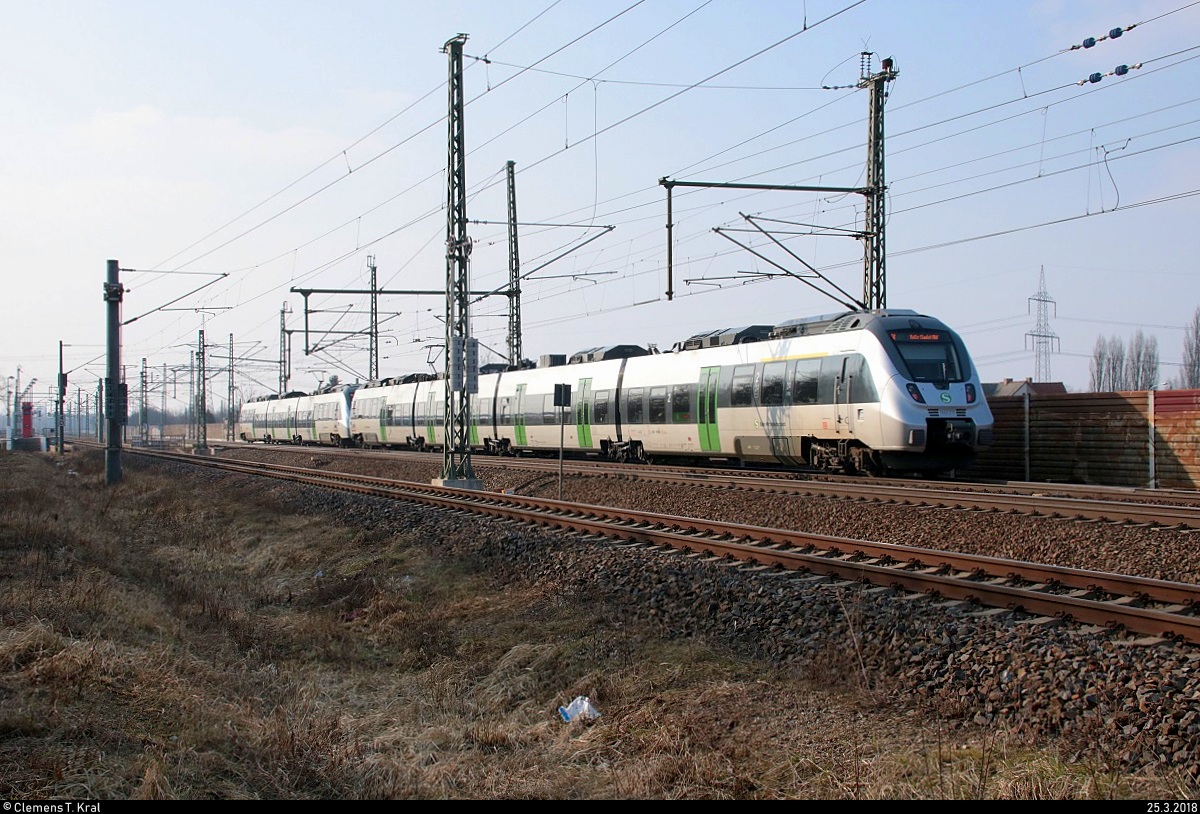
top-left (575, 378), bottom-right (592, 448)
top-left (514, 384), bottom-right (527, 446)
top-left (426, 393), bottom-right (437, 443)
top-left (379, 404), bottom-right (388, 444)
top-left (699, 366), bottom-right (720, 452)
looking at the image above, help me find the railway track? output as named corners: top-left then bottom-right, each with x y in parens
top-left (211, 441), bottom-right (1200, 529)
top-left (130, 446), bottom-right (1200, 645)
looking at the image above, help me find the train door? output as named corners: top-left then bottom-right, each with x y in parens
top-left (514, 384), bottom-right (527, 446)
top-left (380, 401), bottom-right (392, 445)
top-left (425, 390), bottom-right (438, 444)
top-left (844, 358), bottom-right (858, 438)
top-left (575, 378), bottom-right (593, 448)
top-left (828, 356), bottom-right (849, 435)
top-left (469, 394), bottom-right (480, 446)
top-left (840, 357), bottom-right (849, 434)
top-left (697, 366), bottom-right (720, 452)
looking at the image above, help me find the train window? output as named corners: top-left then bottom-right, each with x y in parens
top-left (889, 332), bottom-right (964, 382)
top-left (847, 354), bottom-right (879, 403)
top-left (499, 397), bottom-right (513, 426)
top-left (594, 391), bottom-right (610, 424)
top-left (525, 401), bottom-right (542, 427)
top-left (792, 359), bottom-right (820, 405)
top-left (648, 387), bottom-right (667, 423)
top-left (626, 388), bottom-right (644, 424)
top-left (671, 384), bottom-right (691, 422)
top-left (760, 361), bottom-right (786, 406)
top-left (819, 356), bottom-right (844, 404)
top-left (731, 365), bottom-right (755, 407)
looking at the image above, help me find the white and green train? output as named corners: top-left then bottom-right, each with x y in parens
top-left (238, 309), bottom-right (993, 476)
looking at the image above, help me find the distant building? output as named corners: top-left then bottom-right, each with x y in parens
top-left (982, 378), bottom-right (1068, 398)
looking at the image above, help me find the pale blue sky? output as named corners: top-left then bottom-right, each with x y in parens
top-left (3, 0), bottom-right (1198, 413)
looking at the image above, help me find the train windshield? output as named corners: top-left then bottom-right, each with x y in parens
top-left (888, 329), bottom-right (965, 383)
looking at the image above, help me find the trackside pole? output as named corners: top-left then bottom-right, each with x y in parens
top-left (555, 383), bottom-right (571, 501)
top-left (104, 259), bottom-right (123, 485)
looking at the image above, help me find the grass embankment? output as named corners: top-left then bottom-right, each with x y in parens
top-left (0, 449), bottom-right (1188, 799)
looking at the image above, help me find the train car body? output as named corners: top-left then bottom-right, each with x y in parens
top-left (345, 309), bottom-right (994, 475)
top-left (309, 385), bottom-right (360, 446)
top-left (236, 396), bottom-right (272, 443)
top-left (351, 374), bottom-right (435, 450)
top-left (237, 384), bottom-right (360, 447)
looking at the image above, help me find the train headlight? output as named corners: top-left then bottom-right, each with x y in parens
top-left (905, 382), bottom-right (925, 403)
top-left (965, 383), bottom-right (976, 404)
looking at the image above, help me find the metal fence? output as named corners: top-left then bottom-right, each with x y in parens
top-left (962, 390), bottom-right (1200, 489)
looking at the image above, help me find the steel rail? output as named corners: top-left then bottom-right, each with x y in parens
top-left (130, 447), bottom-right (1200, 644)
top-left (217, 442), bottom-right (1200, 526)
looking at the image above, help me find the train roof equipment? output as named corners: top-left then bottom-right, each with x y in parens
top-left (678, 325), bottom-right (772, 351)
top-left (568, 345), bottom-right (649, 364)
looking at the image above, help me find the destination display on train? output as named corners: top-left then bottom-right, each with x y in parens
top-left (890, 330), bottom-right (943, 342)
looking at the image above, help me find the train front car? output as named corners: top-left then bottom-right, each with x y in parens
top-left (865, 311), bottom-right (994, 475)
top-left (236, 396), bottom-right (272, 443)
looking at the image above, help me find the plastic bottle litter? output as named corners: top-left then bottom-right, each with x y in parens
top-left (557, 695), bottom-right (601, 722)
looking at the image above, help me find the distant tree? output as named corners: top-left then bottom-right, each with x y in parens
top-left (1124, 330), bottom-right (1159, 390)
top-left (1106, 336), bottom-right (1127, 390)
top-left (1091, 335), bottom-right (1138, 391)
top-left (1090, 332), bottom-right (1165, 391)
top-left (1089, 336), bottom-right (1109, 391)
top-left (1183, 307), bottom-right (1200, 388)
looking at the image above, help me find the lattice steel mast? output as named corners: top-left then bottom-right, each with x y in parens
top-left (368, 256), bottom-right (379, 381)
top-left (195, 329), bottom-right (207, 450)
top-left (140, 357), bottom-right (149, 445)
top-left (227, 333), bottom-right (235, 441)
top-left (506, 160), bottom-right (522, 367)
top-left (278, 302), bottom-right (291, 395)
top-left (440, 34), bottom-right (477, 484)
top-left (858, 53), bottom-right (897, 311)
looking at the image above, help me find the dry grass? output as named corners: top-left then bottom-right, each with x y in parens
top-left (0, 448), bottom-right (1194, 799)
